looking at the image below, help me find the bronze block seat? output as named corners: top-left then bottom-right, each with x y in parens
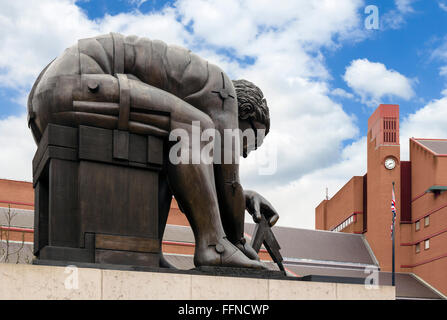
top-left (32, 123), bottom-right (163, 267)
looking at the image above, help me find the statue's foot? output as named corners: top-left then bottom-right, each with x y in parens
top-left (234, 237), bottom-right (260, 261)
top-left (194, 237), bottom-right (265, 269)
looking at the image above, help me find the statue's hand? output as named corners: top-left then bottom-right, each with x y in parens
top-left (244, 190), bottom-right (279, 227)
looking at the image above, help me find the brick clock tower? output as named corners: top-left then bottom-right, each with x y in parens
top-left (366, 104), bottom-right (401, 271)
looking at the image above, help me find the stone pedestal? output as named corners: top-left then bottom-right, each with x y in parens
top-left (0, 263), bottom-right (396, 300)
top-left (32, 124), bottom-right (163, 267)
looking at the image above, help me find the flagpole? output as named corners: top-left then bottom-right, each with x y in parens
top-left (392, 181), bottom-right (396, 287)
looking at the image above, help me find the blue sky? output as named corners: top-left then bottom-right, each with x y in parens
top-left (1, 0), bottom-right (447, 228)
top-left (78, 0), bottom-right (176, 19)
top-left (2, 0), bottom-right (446, 141)
top-left (326, 0), bottom-right (447, 140)
top-left (71, 0), bottom-right (447, 143)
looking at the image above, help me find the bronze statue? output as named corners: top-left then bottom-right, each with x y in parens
top-left (28, 33), bottom-right (279, 269)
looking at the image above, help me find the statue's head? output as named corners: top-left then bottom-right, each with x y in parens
top-left (233, 79), bottom-right (270, 158)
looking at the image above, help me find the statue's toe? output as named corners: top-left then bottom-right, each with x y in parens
top-left (221, 247), bottom-right (265, 269)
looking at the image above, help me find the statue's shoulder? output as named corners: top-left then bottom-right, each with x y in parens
top-left (76, 33), bottom-right (214, 96)
top-left (76, 33), bottom-right (115, 74)
top-left (126, 35), bottom-right (210, 95)
top-left (78, 33), bottom-right (114, 52)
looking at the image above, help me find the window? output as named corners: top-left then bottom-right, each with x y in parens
top-left (425, 239), bottom-right (430, 250)
top-left (331, 215), bottom-right (356, 232)
top-left (424, 216), bottom-right (430, 227)
top-left (415, 220), bottom-right (420, 231)
top-left (415, 243), bottom-right (420, 253)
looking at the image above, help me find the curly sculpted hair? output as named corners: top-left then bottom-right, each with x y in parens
top-left (232, 79), bottom-right (270, 135)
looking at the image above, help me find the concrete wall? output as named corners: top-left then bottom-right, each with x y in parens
top-left (0, 263), bottom-right (395, 300)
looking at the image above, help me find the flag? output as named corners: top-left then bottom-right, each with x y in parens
top-left (391, 183), bottom-right (396, 239)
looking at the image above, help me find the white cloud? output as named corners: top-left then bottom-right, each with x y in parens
top-left (128, 0), bottom-right (150, 7)
top-left (431, 37), bottom-right (447, 62)
top-left (395, 0), bottom-right (416, 13)
top-left (0, 0), bottom-right (99, 89)
top-left (381, 0), bottom-right (417, 29)
top-left (331, 88), bottom-right (355, 99)
top-left (98, 8), bottom-right (192, 46)
top-left (343, 58), bottom-right (415, 106)
top-left (247, 137), bottom-right (367, 229)
top-left (0, 114), bottom-right (36, 181)
top-left (400, 91), bottom-right (447, 160)
top-left (440, 66), bottom-right (447, 76)
top-left (0, 0), bottom-right (369, 229)
top-left (177, 0), bottom-right (364, 53)
top-left (439, 1), bottom-right (447, 12)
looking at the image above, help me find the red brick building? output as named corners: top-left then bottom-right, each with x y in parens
top-left (316, 104), bottom-right (447, 296)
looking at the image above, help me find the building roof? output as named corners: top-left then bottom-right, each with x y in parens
top-left (0, 207), bottom-right (34, 229)
top-left (245, 224), bottom-right (377, 266)
top-left (413, 138), bottom-right (447, 155)
top-left (279, 263), bottom-right (443, 299)
top-left (163, 222), bottom-right (379, 269)
top-left (162, 224), bottom-right (195, 243)
top-left (379, 273), bottom-right (444, 300)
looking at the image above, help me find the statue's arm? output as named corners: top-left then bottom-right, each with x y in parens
top-left (59, 74), bottom-right (208, 138)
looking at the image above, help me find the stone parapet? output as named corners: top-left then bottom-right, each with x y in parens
top-left (0, 263), bottom-right (395, 300)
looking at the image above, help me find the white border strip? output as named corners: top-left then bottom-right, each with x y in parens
top-left (283, 256), bottom-right (378, 269)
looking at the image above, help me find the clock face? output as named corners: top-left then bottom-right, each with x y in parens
top-left (384, 158), bottom-right (396, 170)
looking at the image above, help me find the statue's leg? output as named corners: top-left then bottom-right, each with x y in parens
top-left (212, 151), bottom-right (260, 261)
top-left (127, 80), bottom-right (263, 269)
top-left (165, 124), bottom-right (262, 269)
top-left (214, 163), bottom-right (260, 261)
